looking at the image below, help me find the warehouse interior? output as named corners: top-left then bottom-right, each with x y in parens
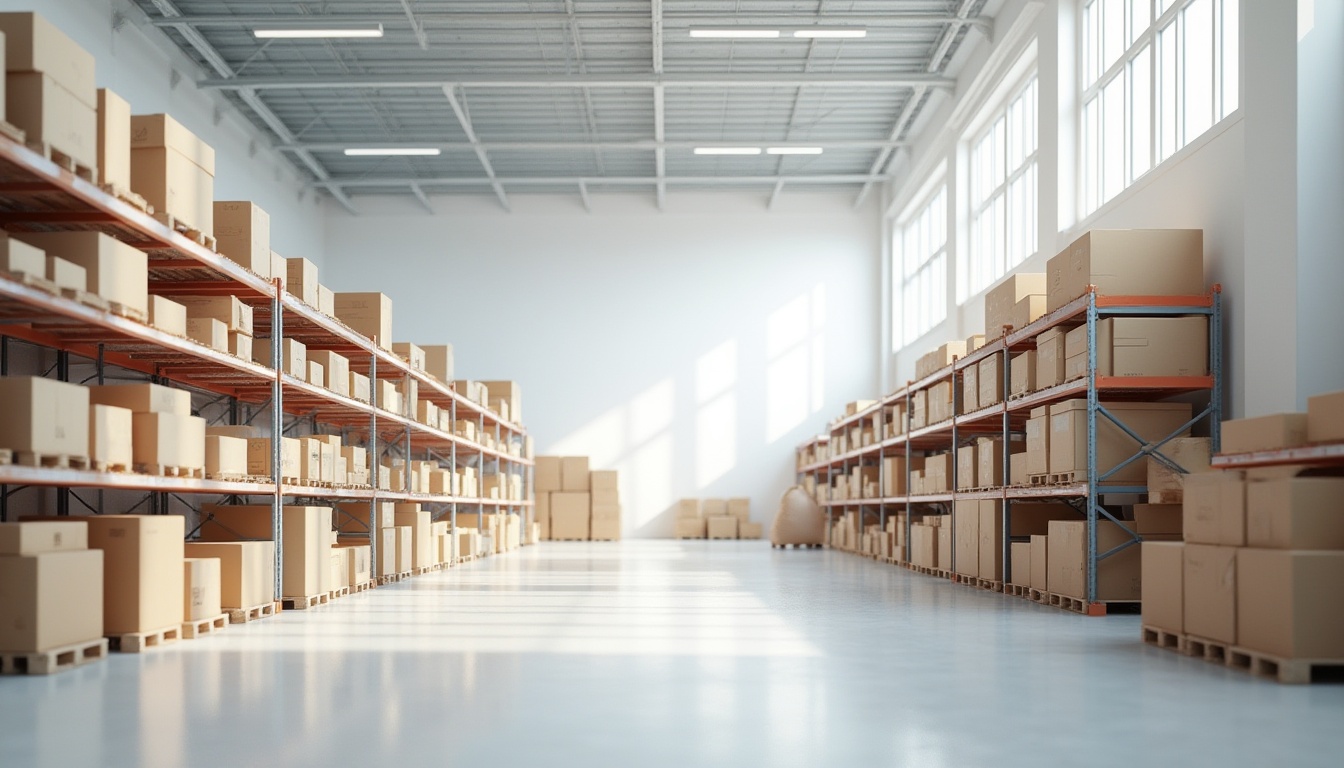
top-left (1, 0), bottom-right (1343, 765)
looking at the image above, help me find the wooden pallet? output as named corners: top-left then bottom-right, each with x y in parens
top-left (205, 472), bottom-right (251, 482)
top-left (976, 578), bottom-right (1005, 592)
top-left (108, 301), bottom-right (148, 324)
top-left (457, 555), bottom-right (476, 563)
top-left (16, 452), bottom-right (90, 470)
top-left (1149, 491), bottom-right (1183, 504)
top-left (99, 183), bottom-right (152, 214)
top-left (1047, 593), bottom-right (1141, 616)
top-left (1028, 588), bottom-right (1049, 603)
top-left (412, 566), bottom-right (435, 576)
top-left (350, 580), bottom-right (375, 594)
top-left (109, 624), bottom-right (180, 653)
top-left (1004, 584), bottom-right (1030, 598)
top-left (153, 211), bottom-right (217, 251)
top-left (228, 601), bottom-right (279, 624)
top-left (181, 614), bottom-right (229, 640)
top-left (1185, 635), bottom-right (1231, 663)
top-left (28, 140), bottom-right (96, 182)
top-left (952, 573), bottom-right (977, 587)
top-left (2, 268), bottom-right (59, 295)
top-left (1048, 471), bottom-right (1084, 484)
top-left (550, 537), bottom-right (590, 542)
top-left (1141, 624), bottom-right (1187, 653)
top-left (91, 460), bottom-right (132, 473)
top-left (1227, 647), bottom-right (1344, 685)
top-left (378, 571), bottom-right (413, 585)
top-left (59, 287), bottom-right (111, 311)
top-left (0, 637), bottom-right (106, 675)
top-left (327, 586), bottom-right (351, 600)
top-left (134, 463), bottom-right (205, 478)
top-left (1028, 473), bottom-right (1052, 486)
top-left (282, 593), bottom-right (330, 610)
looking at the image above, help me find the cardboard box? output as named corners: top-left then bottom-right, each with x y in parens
top-left (1141, 542), bottom-right (1184, 633)
top-left (977, 437), bottom-right (1005, 488)
top-left (87, 515), bottom-right (184, 635)
top-left (676, 499), bottom-right (701, 519)
top-left (169, 295), bottom-right (253, 336)
top-left (44, 255), bottom-right (86, 293)
top-left (392, 342), bottom-right (426, 371)
top-left (1046, 229), bottom-right (1204, 311)
top-left (349, 372), bottom-right (371, 404)
top-left (1246, 478), bottom-right (1344, 549)
top-left (246, 436), bottom-right (299, 479)
top-left (285, 257), bottom-right (319, 306)
top-left (392, 526), bottom-right (413, 573)
top-left (148, 295), bottom-right (187, 336)
top-left (956, 444), bottom-right (976, 490)
top-left (1221, 413), bottom-right (1309, 454)
top-left (206, 425), bottom-right (261, 440)
top-left (226, 331), bottom-right (251, 361)
top-left (1008, 350), bottom-right (1036, 397)
top-left (333, 292), bottom-right (393, 350)
top-left (1236, 549), bottom-right (1344, 659)
top-left (89, 382), bottom-right (190, 415)
top-left (338, 544), bottom-right (371, 586)
top-left (306, 361), bottom-right (325, 389)
top-left (1183, 544), bottom-right (1237, 644)
top-left (1010, 541), bottom-right (1032, 586)
top-left (316, 285), bottom-right (335, 316)
top-left (1010, 294), bottom-right (1048, 331)
top-left (707, 516), bottom-right (739, 539)
top-left (979, 501), bottom-right (1006, 580)
top-left (675, 517), bottom-right (706, 539)
top-left (961, 364), bottom-right (979, 413)
top-left (1048, 400), bottom-right (1191, 483)
top-left (269, 251), bottom-right (285, 290)
top-left (1133, 503), bottom-right (1183, 537)
top-left (551, 492), bottom-right (590, 540)
top-left (1064, 317), bottom-right (1209, 380)
top-left (0, 549), bottom-right (103, 653)
top-left (984, 273), bottom-right (1046, 337)
top-left (1030, 535), bottom-right (1049, 591)
top-left (1026, 406), bottom-right (1050, 477)
top-left (183, 541), bottom-right (273, 609)
top-left (0, 12), bottom-right (96, 105)
top-left (374, 528), bottom-right (397, 577)
top-left (0, 521), bottom-right (88, 555)
top-left (954, 500), bottom-right (979, 578)
top-left (978, 355), bottom-right (1003, 407)
top-left (182, 557), bottom-right (222, 621)
top-left (591, 517), bottom-right (621, 541)
top-left (328, 549), bottom-right (348, 590)
top-left (1146, 437), bottom-right (1211, 498)
top-left (205, 435), bottom-right (247, 478)
top-left (394, 505), bottom-right (434, 570)
top-left (1008, 452), bottom-right (1027, 485)
top-left (253, 337), bottom-right (307, 379)
top-left (213, 202), bottom-right (270, 278)
top-left (132, 412), bottom-right (206, 470)
top-left (938, 524), bottom-right (952, 570)
top-left (0, 231), bottom-right (45, 276)
top-left (307, 351), bottom-right (349, 397)
top-left (739, 521), bottom-right (763, 539)
top-left (1307, 389), bottom-right (1344, 444)
top-left (1035, 328), bottom-right (1066, 389)
top-left (7, 72), bottom-right (97, 170)
top-left (89, 403), bottom-right (132, 470)
top-left (186, 317), bottom-right (227, 351)
top-left (421, 344), bottom-right (453, 382)
top-left (199, 505), bottom-right (332, 598)
top-left (130, 114), bottom-right (215, 233)
top-left (561, 456), bottom-right (590, 491)
top-left (1047, 519), bottom-right (1141, 601)
top-left (1183, 471), bottom-right (1246, 546)
top-left (15, 231), bottom-right (147, 317)
top-left (0, 377), bottom-right (89, 458)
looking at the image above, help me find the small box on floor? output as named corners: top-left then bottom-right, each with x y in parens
top-left (87, 515), bottom-right (184, 636)
top-left (676, 518), bottom-right (706, 539)
top-left (0, 548), bottom-right (103, 653)
top-left (183, 541), bottom-right (273, 610)
top-left (182, 557), bottom-right (222, 621)
top-left (707, 516), bottom-right (738, 540)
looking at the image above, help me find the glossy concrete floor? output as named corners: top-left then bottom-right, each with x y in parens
top-left (2, 541), bottom-right (1343, 767)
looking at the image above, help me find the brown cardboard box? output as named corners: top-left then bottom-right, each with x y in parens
top-left (285, 257), bottom-right (319, 306)
top-left (131, 412), bottom-right (206, 470)
top-left (913, 524), bottom-right (938, 568)
top-left (979, 500), bottom-right (1007, 580)
top-left (87, 515), bottom-right (184, 635)
top-left (44, 255), bottom-right (86, 293)
top-left (1183, 543), bottom-right (1237, 644)
top-left (1182, 471), bottom-right (1246, 545)
top-left (1063, 325), bottom-right (1089, 381)
top-left (253, 337), bottom-right (307, 379)
top-left (89, 403), bottom-right (132, 470)
top-left (205, 435), bottom-right (246, 478)
top-left (16, 231), bottom-right (147, 317)
top-left (392, 526), bottom-right (413, 573)
top-left (170, 295), bottom-right (253, 336)
top-left (228, 332), bottom-right (251, 361)
top-left (1236, 549), bottom-right (1344, 659)
top-left (561, 457), bottom-right (590, 491)
top-left (0, 12), bottom-right (96, 103)
top-left (0, 521), bottom-right (88, 555)
top-left (707, 516), bottom-right (738, 539)
top-left (422, 344), bottom-right (453, 382)
top-left (393, 505), bottom-right (434, 570)
top-left (376, 528), bottom-right (397, 577)
top-left (938, 525), bottom-right (952, 570)
top-left (1009, 452), bottom-right (1027, 485)
top-left (674, 517), bottom-right (706, 539)
top-left (246, 436), bottom-right (299, 479)
top-left (338, 544), bottom-right (371, 586)
top-left (929, 381), bottom-right (954, 423)
top-left (328, 549), bottom-right (349, 590)
top-left (1146, 437), bottom-right (1211, 498)
top-left (592, 470), bottom-right (619, 491)
top-left (0, 377), bottom-right (89, 458)
top-left (183, 541), bottom-right (273, 609)
top-left (0, 231), bottom-right (45, 275)
top-left (349, 372), bottom-right (371, 404)
top-left (984, 273), bottom-right (1047, 337)
top-left (334, 501), bottom-right (394, 533)
top-left (1026, 406), bottom-right (1050, 477)
top-left (1246, 478), bottom-right (1344, 549)
top-left (978, 355), bottom-right (1003, 407)
top-left (213, 202), bottom-right (270, 278)
top-left (1010, 350), bottom-right (1036, 397)
top-left (1307, 389), bottom-right (1344, 444)
top-left (89, 382), bottom-right (190, 416)
top-left (676, 499), bottom-right (701, 519)
top-left (551, 492), bottom-right (590, 540)
top-left (182, 557), bottom-right (222, 621)
top-left (295, 439), bottom-right (321, 483)
top-left (591, 518), bottom-right (621, 541)
top-left (198, 505), bottom-right (331, 598)
top-left (1221, 413), bottom-right (1309, 454)
top-left (392, 342), bottom-right (426, 371)
top-left (1064, 317), bottom-right (1209, 380)
top-left (268, 251), bottom-right (285, 290)
top-left (7, 72), bottom-right (97, 170)
top-left (306, 361), bottom-right (325, 389)
top-left (1035, 328), bottom-right (1066, 390)
top-left (976, 437), bottom-right (1006, 488)
top-left (956, 444), bottom-right (976, 490)
top-left (881, 456), bottom-right (909, 497)
top-left (1047, 519), bottom-right (1141, 601)
top-left (482, 381), bottom-right (522, 421)
top-left (207, 425), bottom-right (261, 440)
top-left (186, 317), bottom-right (227, 351)
top-left (0, 549), bottom-right (103, 652)
top-left (1133, 504), bottom-right (1183, 537)
top-left (924, 453), bottom-right (950, 493)
top-left (954, 500), bottom-right (979, 578)
top-left (535, 456), bottom-right (563, 491)
top-left (317, 285), bottom-right (335, 316)
top-left (962, 364), bottom-right (979, 414)
top-left (739, 521), bottom-right (763, 539)
top-left (1141, 542), bottom-right (1184, 633)
top-left (333, 292), bottom-right (393, 350)
top-left (1048, 400), bottom-right (1191, 483)
top-left (1046, 229), bottom-right (1204, 311)
top-left (1030, 535), bottom-right (1049, 590)
top-left (535, 493), bottom-right (551, 539)
top-left (148, 296), bottom-right (187, 336)
top-left (1011, 294), bottom-right (1048, 331)
top-left (1010, 542), bottom-right (1032, 586)
top-left (130, 114), bottom-right (215, 233)
top-left (308, 351), bottom-right (349, 397)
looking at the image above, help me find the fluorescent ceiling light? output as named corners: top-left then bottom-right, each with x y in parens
top-left (793, 28), bottom-right (868, 39)
top-left (767, 147), bottom-right (824, 155)
top-left (254, 24), bottom-right (384, 39)
top-left (694, 147), bottom-right (762, 155)
top-left (689, 28), bottom-right (781, 39)
top-left (344, 148), bottom-right (441, 156)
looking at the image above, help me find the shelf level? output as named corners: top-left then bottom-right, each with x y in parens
top-left (1210, 442), bottom-right (1344, 469)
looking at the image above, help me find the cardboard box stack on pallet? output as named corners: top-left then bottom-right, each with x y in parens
top-left (673, 498), bottom-right (761, 540)
top-left (1142, 389), bottom-right (1344, 681)
top-left (0, 520), bottom-right (106, 673)
top-left (534, 456), bottom-right (622, 541)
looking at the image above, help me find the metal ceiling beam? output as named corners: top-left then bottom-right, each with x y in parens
top-left (768, 180), bottom-right (785, 210)
top-left (652, 0), bottom-right (665, 210)
top-left (398, 0), bottom-right (429, 50)
top-left (578, 180), bottom-right (591, 212)
top-left (562, 0), bottom-right (604, 176)
top-left (410, 183), bottom-right (434, 213)
top-left (153, 13), bottom-right (992, 29)
top-left (199, 73), bottom-right (958, 90)
top-left (442, 86), bottom-right (510, 211)
top-left (314, 174), bottom-right (889, 189)
top-left (278, 140), bottom-right (908, 152)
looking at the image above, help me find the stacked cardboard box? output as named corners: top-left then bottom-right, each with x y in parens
top-left (0, 520), bottom-right (104, 662)
top-left (89, 383), bottom-right (205, 474)
top-left (16, 232), bottom-right (149, 321)
top-left (183, 540), bottom-right (274, 611)
top-left (0, 377), bottom-right (90, 466)
top-left (534, 456), bottom-right (621, 541)
top-left (131, 114), bottom-right (215, 235)
top-left (87, 515), bottom-right (185, 638)
top-left (200, 505), bottom-right (336, 599)
top-left (0, 12), bottom-right (98, 173)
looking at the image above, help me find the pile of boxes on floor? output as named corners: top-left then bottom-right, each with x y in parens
top-left (674, 499), bottom-right (762, 540)
top-left (534, 457), bottom-right (621, 541)
top-left (1142, 390), bottom-right (1344, 671)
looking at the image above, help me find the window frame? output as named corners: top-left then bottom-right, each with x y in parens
top-left (893, 176), bottom-right (949, 349)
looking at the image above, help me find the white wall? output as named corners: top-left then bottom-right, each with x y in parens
top-left (322, 191), bottom-right (881, 537)
top-left (0, 0), bottom-right (325, 259)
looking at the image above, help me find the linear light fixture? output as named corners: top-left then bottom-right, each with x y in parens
top-left (694, 147), bottom-right (763, 155)
top-left (254, 24), bottom-right (384, 39)
top-left (344, 147), bottom-right (441, 156)
top-left (767, 147), bottom-right (824, 155)
top-left (689, 28), bottom-right (781, 39)
top-left (793, 28), bottom-right (868, 39)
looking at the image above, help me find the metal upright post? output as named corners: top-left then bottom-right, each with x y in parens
top-left (1210, 287), bottom-right (1224, 453)
top-left (949, 366), bottom-right (958, 573)
top-left (269, 279), bottom-right (284, 602)
top-left (1085, 290), bottom-right (1100, 604)
top-left (904, 387), bottom-right (913, 560)
top-left (368, 350), bottom-right (379, 579)
top-left (1000, 345), bottom-right (1011, 584)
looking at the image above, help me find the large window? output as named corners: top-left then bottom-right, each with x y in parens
top-left (895, 184), bottom-right (947, 347)
top-left (962, 74), bottom-right (1038, 303)
top-left (1081, 0), bottom-right (1239, 216)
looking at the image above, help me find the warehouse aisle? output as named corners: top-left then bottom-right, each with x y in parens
top-left (2, 541), bottom-right (1342, 767)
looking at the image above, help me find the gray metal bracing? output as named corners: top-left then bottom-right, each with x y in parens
top-left (131, 1), bottom-right (993, 207)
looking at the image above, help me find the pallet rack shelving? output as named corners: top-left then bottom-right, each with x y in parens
top-left (0, 133), bottom-right (532, 601)
top-left (797, 286), bottom-right (1222, 614)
